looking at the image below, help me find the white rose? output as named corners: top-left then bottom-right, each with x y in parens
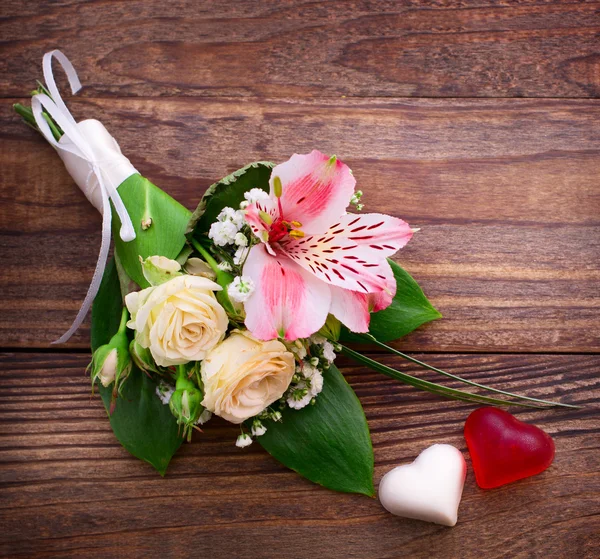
top-left (125, 275), bottom-right (228, 367)
top-left (201, 330), bottom-right (295, 424)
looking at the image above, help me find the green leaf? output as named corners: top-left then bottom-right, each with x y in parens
top-left (186, 161), bottom-right (274, 238)
top-left (112, 174), bottom-right (192, 288)
top-left (91, 258), bottom-right (183, 475)
top-left (255, 364), bottom-right (374, 496)
top-left (341, 259), bottom-right (441, 343)
top-left (340, 345), bottom-right (576, 409)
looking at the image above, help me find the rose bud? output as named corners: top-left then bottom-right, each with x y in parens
top-left (169, 365), bottom-right (205, 441)
top-left (129, 339), bottom-right (160, 375)
top-left (90, 308), bottom-right (132, 412)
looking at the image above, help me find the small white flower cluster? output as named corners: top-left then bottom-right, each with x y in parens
top-left (196, 409), bottom-right (213, 425)
top-left (235, 409), bottom-right (282, 448)
top-left (208, 207), bottom-right (246, 247)
top-left (240, 188), bottom-right (270, 209)
top-left (284, 336), bottom-right (337, 411)
top-left (156, 381), bottom-right (175, 405)
top-left (207, 204), bottom-right (255, 267)
top-left (227, 275), bottom-right (255, 303)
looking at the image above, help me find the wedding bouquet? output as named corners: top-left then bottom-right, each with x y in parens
top-left (14, 51), bottom-right (572, 495)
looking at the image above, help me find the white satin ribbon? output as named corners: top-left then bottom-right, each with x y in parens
top-left (31, 50), bottom-right (137, 344)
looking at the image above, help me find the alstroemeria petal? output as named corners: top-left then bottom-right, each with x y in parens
top-left (270, 150), bottom-right (355, 235)
top-left (368, 258), bottom-right (396, 312)
top-left (330, 213), bottom-right (414, 257)
top-left (281, 212), bottom-right (412, 294)
top-left (243, 244), bottom-right (331, 340)
top-left (244, 198), bottom-right (277, 242)
top-left (329, 286), bottom-right (371, 333)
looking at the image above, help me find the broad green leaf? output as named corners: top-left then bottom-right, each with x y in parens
top-left (187, 161), bottom-right (274, 238)
top-left (255, 364), bottom-right (374, 496)
top-left (112, 174), bottom-right (191, 288)
top-left (91, 258), bottom-right (183, 475)
top-left (341, 259), bottom-right (441, 343)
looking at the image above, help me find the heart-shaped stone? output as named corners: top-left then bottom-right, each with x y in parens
top-left (464, 407), bottom-right (555, 489)
top-left (378, 444), bottom-right (466, 526)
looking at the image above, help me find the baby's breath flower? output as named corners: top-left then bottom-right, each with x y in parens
top-left (236, 433), bottom-right (253, 448)
top-left (218, 207), bottom-right (245, 229)
top-left (209, 220), bottom-right (238, 246)
top-left (287, 384), bottom-right (312, 410)
top-left (270, 410), bottom-right (283, 422)
top-left (234, 232), bottom-right (249, 247)
top-left (196, 409), bottom-right (213, 425)
top-left (244, 188), bottom-right (270, 204)
top-left (156, 381), bottom-right (175, 405)
top-left (251, 419), bottom-right (267, 437)
top-left (322, 340), bottom-right (336, 363)
top-left (301, 363), bottom-right (319, 379)
top-left (217, 261), bottom-right (232, 272)
top-left (227, 275), bottom-right (255, 303)
top-left (309, 371), bottom-right (324, 396)
top-left (233, 246), bottom-right (250, 266)
top-left (310, 334), bottom-right (327, 345)
top-left (291, 344), bottom-right (307, 360)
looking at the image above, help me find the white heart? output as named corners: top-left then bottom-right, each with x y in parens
top-left (378, 444), bottom-right (467, 527)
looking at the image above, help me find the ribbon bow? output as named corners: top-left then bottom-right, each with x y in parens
top-left (32, 50), bottom-right (136, 344)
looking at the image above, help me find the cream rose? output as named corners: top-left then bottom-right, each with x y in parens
top-left (125, 275), bottom-right (228, 367)
top-left (201, 330), bottom-right (295, 424)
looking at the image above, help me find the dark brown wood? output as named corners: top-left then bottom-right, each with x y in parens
top-left (1, 97), bottom-right (598, 351)
top-left (0, 352), bottom-right (598, 559)
top-left (1, 3), bottom-right (599, 557)
top-left (1, 1), bottom-right (599, 98)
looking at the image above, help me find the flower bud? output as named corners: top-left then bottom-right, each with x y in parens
top-left (91, 329), bottom-right (131, 391)
top-left (169, 367), bottom-right (205, 441)
top-left (250, 419), bottom-right (267, 437)
top-left (90, 323), bottom-right (132, 414)
top-left (140, 255), bottom-right (182, 286)
top-left (236, 433), bottom-right (253, 448)
top-left (129, 339), bottom-right (160, 375)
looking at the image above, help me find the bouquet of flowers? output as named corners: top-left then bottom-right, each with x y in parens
top-left (14, 51), bottom-right (572, 496)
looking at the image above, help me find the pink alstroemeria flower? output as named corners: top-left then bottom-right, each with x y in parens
top-left (242, 150), bottom-right (414, 340)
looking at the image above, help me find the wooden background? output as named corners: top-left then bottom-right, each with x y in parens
top-left (1, 1), bottom-right (599, 557)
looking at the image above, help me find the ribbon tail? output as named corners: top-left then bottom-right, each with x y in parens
top-left (52, 186), bottom-right (113, 344)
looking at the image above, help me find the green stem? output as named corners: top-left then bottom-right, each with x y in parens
top-left (361, 335), bottom-right (577, 409)
top-left (13, 103), bottom-right (62, 141)
top-left (340, 345), bottom-right (569, 409)
top-left (190, 238), bottom-right (220, 275)
top-left (13, 103), bottom-right (36, 126)
top-left (42, 112), bottom-right (62, 141)
top-left (118, 307), bottom-right (129, 334)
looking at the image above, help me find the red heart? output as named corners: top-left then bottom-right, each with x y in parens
top-left (464, 407), bottom-right (555, 489)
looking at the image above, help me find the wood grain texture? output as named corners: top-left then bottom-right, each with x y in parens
top-left (0, 352), bottom-right (598, 558)
top-left (2, 3), bottom-right (599, 557)
top-left (1, 97), bottom-right (598, 351)
top-left (1, 1), bottom-right (600, 98)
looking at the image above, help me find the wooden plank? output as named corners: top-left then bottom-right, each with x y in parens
top-left (1, 1), bottom-right (599, 98)
top-left (0, 352), bottom-right (598, 558)
top-left (1, 97), bottom-right (598, 351)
